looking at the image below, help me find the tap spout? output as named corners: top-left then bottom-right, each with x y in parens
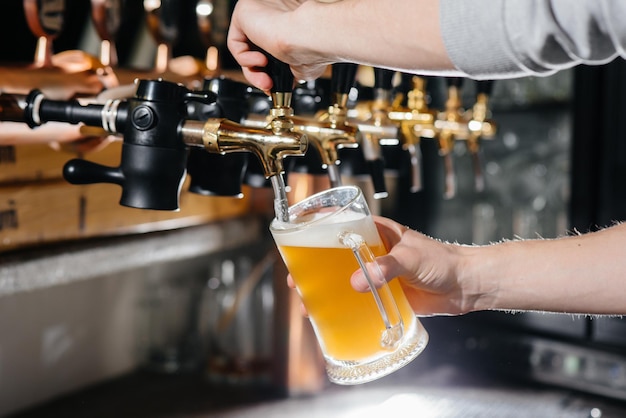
top-left (181, 118), bottom-right (307, 178)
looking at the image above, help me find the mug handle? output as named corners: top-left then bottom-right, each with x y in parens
top-left (339, 232), bottom-right (404, 349)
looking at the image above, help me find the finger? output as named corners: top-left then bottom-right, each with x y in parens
top-left (300, 302), bottom-right (309, 318)
top-left (287, 274), bottom-right (296, 289)
top-left (241, 67), bottom-right (273, 92)
top-left (349, 254), bottom-right (399, 292)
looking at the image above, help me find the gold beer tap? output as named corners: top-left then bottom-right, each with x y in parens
top-left (388, 74), bottom-right (437, 193)
top-left (345, 67), bottom-right (400, 199)
top-left (294, 63), bottom-right (360, 187)
top-left (182, 54), bottom-right (308, 222)
top-left (434, 77), bottom-right (469, 199)
top-left (465, 80), bottom-right (497, 192)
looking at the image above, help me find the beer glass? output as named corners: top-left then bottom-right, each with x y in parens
top-left (270, 186), bottom-right (428, 384)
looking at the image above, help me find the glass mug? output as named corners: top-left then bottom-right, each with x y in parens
top-left (270, 185), bottom-right (428, 384)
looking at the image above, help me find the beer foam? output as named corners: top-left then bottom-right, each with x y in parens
top-left (272, 211), bottom-right (381, 248)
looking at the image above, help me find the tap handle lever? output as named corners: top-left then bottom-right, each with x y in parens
top-left (331, 63), bottom-right (358, 106)
top-left (476, 80), bottom-right (494, 96)
top-left (374, 68), bottom-right (395, 91)
top-left (332, 63), bottom-right (358, 94)
top-left (266, 53), bottom-right (295, 94)
top-left (445, 77), bottom-right (464, 89)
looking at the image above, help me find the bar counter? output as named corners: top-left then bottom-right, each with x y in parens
top-left (9, 350), bottom-right (626, 418)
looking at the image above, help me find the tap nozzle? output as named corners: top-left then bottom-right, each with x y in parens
top-left (293, 63), bottom-right (360, 186)
top-left (388, 74), bottom-right (437, 192)
top-left (434, 77), bottom-right (469, 199)
top-left (466, 80), bottom-right (497, 192)
top-left (341, 67), bottom-right (398, 199)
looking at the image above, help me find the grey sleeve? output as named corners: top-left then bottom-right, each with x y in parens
top-left (440, 0), bottom-right (626, 79)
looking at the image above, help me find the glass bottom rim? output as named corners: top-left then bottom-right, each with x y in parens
top-left (325, 320), bottom-right (429, 385)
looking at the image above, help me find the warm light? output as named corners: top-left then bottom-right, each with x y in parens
top-left (143, 0), bottom-right (161, 12)
top-left (340, 393), bottom-right (451, 418)
top-left (206, 46), bottom-right (219, 71)
top-left (196, 0), bottom-right (214, 16)
top-left (379, 138), bottom-right (400, 146)
top-left (468, 119), bottom-right (483, 132)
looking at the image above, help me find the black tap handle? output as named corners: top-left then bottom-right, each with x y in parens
top-left (476, 80), bottom-right (494, 96)
top-left (59, 79), bottom-right (215, 210)
top-left (445, 77), bottom-right (464, 88)
top-left (63, 143), bottom-right (187, 210)
top-left (63, 159), bottom-right (124, 186)
top-left (374, 68), bottom-right (395, 90)
top-left (265, 53), bottom-right (294, 93)
top-left (368, 159), bottom-right (388, 199)
top-left (331, 63), bottom-right (358, 95)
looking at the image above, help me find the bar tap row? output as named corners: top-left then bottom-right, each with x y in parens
top-left (0, 0), bottom-right (498, 216)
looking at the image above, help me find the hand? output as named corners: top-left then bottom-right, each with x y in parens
top-left (350, 216), bottom-right (479, 316)
top-left (227, 0), bottom-right (331, 91)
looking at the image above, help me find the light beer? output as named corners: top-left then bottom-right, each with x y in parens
top-left (273, 211), bottom-right (416, 361)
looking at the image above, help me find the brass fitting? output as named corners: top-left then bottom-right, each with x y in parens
top-left (180, 118), bottom-right (307, 178)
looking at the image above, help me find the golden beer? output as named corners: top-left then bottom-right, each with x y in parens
top-left (270, 186), bottom-right (427, 384)
top-left (278, 243), bottom-right (416, 361)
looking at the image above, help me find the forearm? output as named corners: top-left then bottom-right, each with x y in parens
top-left (290, 0), bottom-right (455, 74)
top-left (466, 223), bottom-right (626, 315)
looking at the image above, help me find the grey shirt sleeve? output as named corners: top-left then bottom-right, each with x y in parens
top-left (440, 0), bottom-right (626, 79)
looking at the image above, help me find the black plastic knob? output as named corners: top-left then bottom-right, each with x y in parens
top-left (445, 77), bottom-right (465, 88)
top-left (476, 80), bottom-right (495, 95)
top-left (331, 63), bottom-right (358, 95)
top-left (265, 53), bottom-right (294, 93)
top-left (62, 79), bottom-right (217, 210)
top-left (186, 77), bottom-right (252, 197)
top-left (64, 144), bottom-right (187, 210)
top-left (374, 68), bottom-right (396, 90)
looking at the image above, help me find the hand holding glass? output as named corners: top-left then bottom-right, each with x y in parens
top-left (270, 186), bottom-right (428, 384)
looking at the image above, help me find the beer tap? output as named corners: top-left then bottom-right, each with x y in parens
top-left (388, 74), bottom-right (437, 193)
top-left (0, 1), bottom-right (118, 148)
top-left (1, 0), bottom-right (109, 99)
top-left (23, 0), bottom-right (62, 69)
top-left (185, 55), bottom-right (307, 221)
top-left (435, 77), bottom-right (468, 199)
top-left (90, 0), bottom-right (122, 68)
top-left (291, 63), bottom-right (360, 188)
top-left (144, 0), bottom-right (179, 75)
top-left (261, 54), bottom-right (307, 221)
top-left (465, 80), bottom-right (497, 192)
top-left (139, 0), bottom-right (218, 88)
top-left (347, 67), bottom-right (398, 199)
top-left (185, 76), bottom-right (254, 197)
top-left (18, 77), bottom-right (306, 212)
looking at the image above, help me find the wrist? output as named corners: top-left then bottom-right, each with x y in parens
top-left (456, 243), bottom-right (501, 313)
